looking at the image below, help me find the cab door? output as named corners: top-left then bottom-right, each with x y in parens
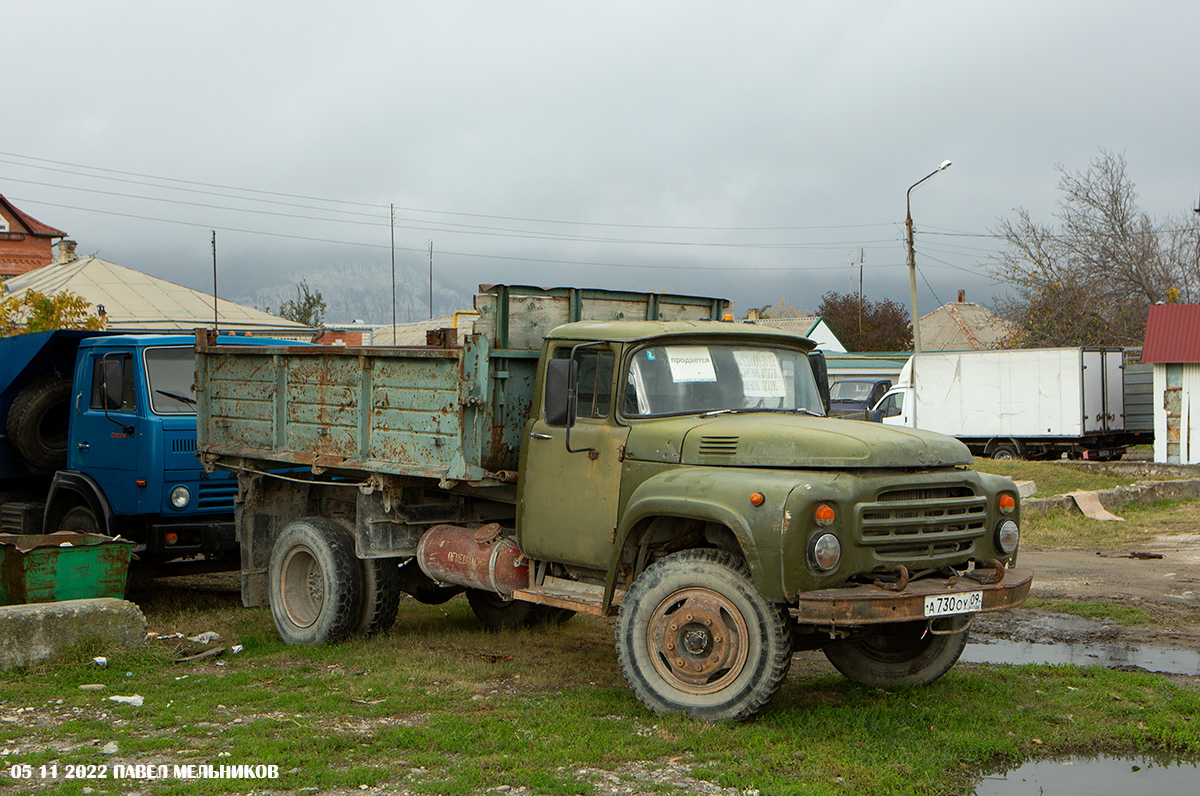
top-left (70, 350), bottom-right (143, 515)
top-left (517, 344), bottom-right (629, 569)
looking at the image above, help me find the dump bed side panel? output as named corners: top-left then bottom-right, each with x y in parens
top-left (197, 336), bottom-right (524, 483)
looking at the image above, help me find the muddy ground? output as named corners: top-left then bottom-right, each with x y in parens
top-left (972, 533), bottom-right (1200, 652)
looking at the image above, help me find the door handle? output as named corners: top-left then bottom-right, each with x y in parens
top-left (530, 432), bottom-right (552, 440)
top-left (77, 442), bottom-right (89, 451)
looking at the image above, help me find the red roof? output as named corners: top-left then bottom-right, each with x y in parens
top-left (1142, 304), bottom-right (1200, 363)
top-left (0, 194), bottom-right (68, 237)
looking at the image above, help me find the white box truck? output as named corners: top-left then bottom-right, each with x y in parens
top-left (872, 348), bottom-right (1150, 460)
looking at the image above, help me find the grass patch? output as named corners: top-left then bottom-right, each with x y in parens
top-left (3, 579), bottom-right (1199, 796)
top-left (1023, 599), bottom-right (1153, 625)
top-left (1018, 498), bottom-right (1200, 548)
top-left (971, 458), bottom-right (1184, 497)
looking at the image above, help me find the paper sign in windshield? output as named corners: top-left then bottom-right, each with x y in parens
top-left (665, 346), bottom-right (717, 383)
top-left (734, 350), bottom-right (786, 397)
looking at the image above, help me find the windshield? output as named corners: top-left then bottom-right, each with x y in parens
top-left (622, 343), bottom-right (824, 417)
top-left (144, 347), bottom-right (197, 414)
top-left (830, 381), bottom-right (875, 401)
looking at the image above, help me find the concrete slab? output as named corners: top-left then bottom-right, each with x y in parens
top-left (0, 598), bottom-right (146, 670)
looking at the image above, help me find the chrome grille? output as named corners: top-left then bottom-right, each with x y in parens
top-left (858, 484), bottom-right (986, 559)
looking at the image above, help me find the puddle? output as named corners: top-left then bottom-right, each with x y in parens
top-left (973, 755), bottom-right (1200, 795)
top-left (963, 637), bottom-right (1200, 676)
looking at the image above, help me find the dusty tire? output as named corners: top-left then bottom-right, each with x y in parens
top-left (823, 620), bottom-right (968, 688)
top-left (358, 558), bottom-right (402, 636)
top-left (989, 445), bottom-right (1019, 461)
top-left (7, 376), bottom-right (71, 470)
top-left (268, 517), bottom-right (363, 645)
top-left (59, 505), bottom-right (101, 535)
top-left (466, 589), bottom-right (575, 630)
top-left (615, 548), bottom-right (792, 722)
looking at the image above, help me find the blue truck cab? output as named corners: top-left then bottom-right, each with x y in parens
top-left (1, 330), bottom-right (294, 567)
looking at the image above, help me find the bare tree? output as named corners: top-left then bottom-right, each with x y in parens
top-left (989, 149), bottom-right (1200, 347)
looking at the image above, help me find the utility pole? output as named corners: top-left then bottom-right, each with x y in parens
top-left (905, 160), bottom-right (952, 354)
top-left (211, 230), bottom-right (218, 333)
top-left (390, 204), bottom-right (396, 345)
top-left (428, 241), bottom-right (434, 320)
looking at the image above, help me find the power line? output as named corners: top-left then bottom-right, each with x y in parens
top-left (10, 195), bottom-right (910, 274)
top-left (0, 151), bottom-right (901, 234)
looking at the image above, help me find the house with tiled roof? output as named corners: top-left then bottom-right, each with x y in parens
top-left (4, 246), bottom-right (313, 338)
top-left (0, 195), bottom-right (67, 279)
top-left (917, 291), bottom-right (1014, 351)
top-left (1142, 303), bottom-right (1200, 464)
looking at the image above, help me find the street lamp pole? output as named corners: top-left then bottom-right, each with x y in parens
top-left (906, 159), bottom-right (952, 354)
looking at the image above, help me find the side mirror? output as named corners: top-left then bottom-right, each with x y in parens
top-left (544, 358), bottom-right (577, 428)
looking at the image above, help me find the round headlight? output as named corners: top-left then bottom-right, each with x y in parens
top-left (170, 485), bottom-right (191, 509)
top-left (995, 519), bottom-right (1019, 555)
top-left (809, 532), bottom-right (842, 572)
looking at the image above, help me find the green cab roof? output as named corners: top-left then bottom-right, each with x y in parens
top-left (545, 320), bottom-right (817, 350)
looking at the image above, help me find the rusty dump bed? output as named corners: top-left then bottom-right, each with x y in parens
top-left (195, 285), bottom-right (730, 487)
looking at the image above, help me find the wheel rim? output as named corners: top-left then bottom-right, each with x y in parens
top-left (645, 587), bottom-right (749, 695)
top-left (279, 545), bottom-right (323, 629)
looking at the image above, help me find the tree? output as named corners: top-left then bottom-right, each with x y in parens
top-left (816, 291), bottom-right (910, 351)
top-left (277, 279), bottom-right (326, 327)
top-left (988, 149), bottom-right (1200, 347)
top-left (1, 284), bottom-right (105, 336)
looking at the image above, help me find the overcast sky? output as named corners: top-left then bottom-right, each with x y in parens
top-left (3, 1), bottom-right (1197, 322)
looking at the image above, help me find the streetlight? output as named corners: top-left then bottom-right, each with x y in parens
top-left (906, 159), bottom-right (952, 354)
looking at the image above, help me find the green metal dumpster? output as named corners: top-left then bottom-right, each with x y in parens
top-left (0, 532), bottom-right (133, 605)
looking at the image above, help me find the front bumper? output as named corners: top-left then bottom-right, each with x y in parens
top-left (794, 565), bottom-right (1032, 627)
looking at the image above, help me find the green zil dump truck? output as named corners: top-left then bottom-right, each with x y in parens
top-left (195, 285), bottom-right (1030, 721)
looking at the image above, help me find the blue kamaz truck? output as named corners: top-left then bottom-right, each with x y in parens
top-left (0, 330), bottom-right (289, 571)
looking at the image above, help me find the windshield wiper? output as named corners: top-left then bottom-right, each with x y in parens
top-left (156, 389), bottom-right (197, 406)
top-left (698, 407), bottom-right (824, 418)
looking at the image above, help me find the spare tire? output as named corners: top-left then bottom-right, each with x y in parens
top-left (6, 375), bottom-right (72, 470)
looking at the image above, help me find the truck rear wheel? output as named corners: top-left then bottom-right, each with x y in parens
top-left (7, 376), bottom-right (71, 470)
top-left (615, 548), bottom-right (792, 722)
top-left (466, 589), bottom-right (574, 630)
top-left (268, 517), bottom-right (363, 645)
top-left (823, 620), bottom-right (968, 688)
top-left (358, 558), bottom-right (402, 636)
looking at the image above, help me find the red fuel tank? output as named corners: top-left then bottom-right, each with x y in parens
top-left (416, 523), bottom-right (529, 596)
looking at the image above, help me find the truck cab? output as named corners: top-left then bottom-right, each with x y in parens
top-left (1, 331), bottom-right (291, 567)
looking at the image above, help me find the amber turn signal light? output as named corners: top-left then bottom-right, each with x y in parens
top-left (999, 494), bottom-right (1016, 514)
top-left (750, 492), bottom-right (766, 507)
top-left (815, 503), bottom-right (835, 526)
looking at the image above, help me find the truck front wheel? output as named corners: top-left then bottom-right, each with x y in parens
top-left (823, 620), bottom-right (968, 688)
top-left (268, 517), bottom-right (363, 645)
top-left (615, 548), bottom-right (792, 722)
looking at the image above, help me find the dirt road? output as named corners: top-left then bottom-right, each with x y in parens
top-left (972, 533), bottom-right (1200, 652)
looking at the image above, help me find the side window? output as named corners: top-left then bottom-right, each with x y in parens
top-left (879, 392), bottom-right (903, 418)
top-left (551, 347), bottom-right (614, 421)
top-left (90, 354), bottom-right (137, 412)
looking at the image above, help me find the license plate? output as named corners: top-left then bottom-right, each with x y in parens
top-left (924, 591), bottom-right (983, 617)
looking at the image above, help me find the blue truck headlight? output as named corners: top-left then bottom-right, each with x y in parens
top-left (995, 519), bottom-right (1019, 555)
top-left (809, 532), bottom-right (842, 571)
top-left (170, 486), bottom-right (191, 509)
